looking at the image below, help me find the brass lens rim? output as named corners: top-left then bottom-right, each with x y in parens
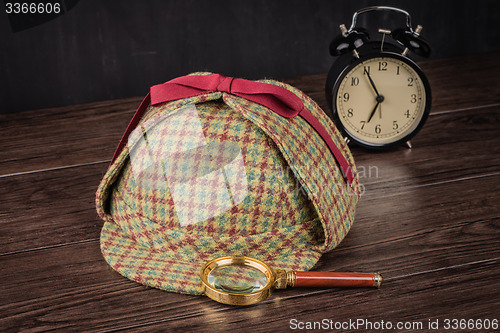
top-left (200, 256), bottom-right (275, 305)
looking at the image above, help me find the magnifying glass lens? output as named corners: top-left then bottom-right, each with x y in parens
top-left (207, 264), bottom-right (269, 294)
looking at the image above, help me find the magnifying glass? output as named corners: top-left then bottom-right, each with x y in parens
top-left (200, 256), bottom-right (382, 305)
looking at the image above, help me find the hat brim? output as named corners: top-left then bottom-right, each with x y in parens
top-left (101, 221), bottom-right (323, 295)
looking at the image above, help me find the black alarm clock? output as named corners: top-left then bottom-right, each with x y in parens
top-left (325, 6), bottom-right (432, 149)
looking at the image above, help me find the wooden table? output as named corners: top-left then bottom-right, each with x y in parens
top-left (1, 52), bottom-right (499, 332)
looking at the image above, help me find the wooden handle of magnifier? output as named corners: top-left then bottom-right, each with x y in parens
top-left (293, 272), bottom-right (382, 288)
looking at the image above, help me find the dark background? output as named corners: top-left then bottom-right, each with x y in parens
top-left (1, 0), bottom-right (499, 114)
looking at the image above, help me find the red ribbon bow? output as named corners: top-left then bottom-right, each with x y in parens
top-left (111, 74), bottom-right (353, 184)
top-left (151, 74), bottom-right (304, 118)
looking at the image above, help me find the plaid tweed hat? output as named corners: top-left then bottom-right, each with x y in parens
top-left (96, 73), bottom-right (361, 295)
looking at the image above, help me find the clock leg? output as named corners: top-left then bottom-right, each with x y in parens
top-left (405, 141), bottom-right (413, 149)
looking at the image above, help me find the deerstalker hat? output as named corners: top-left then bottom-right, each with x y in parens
top-left (96, 73), bottom-right (360, 295)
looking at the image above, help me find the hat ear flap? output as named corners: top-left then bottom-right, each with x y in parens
top-left (96, 148), bottom-right (130, 222)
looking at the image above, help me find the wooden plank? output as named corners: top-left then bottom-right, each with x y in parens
top-left (353, 104), bottom-right (500, 189)
top-left (0, 163), bottom-right (107, 255)
top-left (0, 243), bottom-right (216, 332)
top-left (1, 176), bottom-right (499, 331)
top-left (0, 217), bottom-right (497, 331)
top-left (1, 107), bottom-right (498, 255)
top-left (418, 52), bottom-right (500, 112)
top-left (138, 260), bottom-right (500, 332)
top-left (1, 52), bottom-right (499, 177)
top-left (0, 97), bottom-right (140, 176)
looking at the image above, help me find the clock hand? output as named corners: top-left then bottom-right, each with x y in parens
top-left (367, 101), bottom-right (380, 123)
top-left (366, 71), bottom-right (381, 97)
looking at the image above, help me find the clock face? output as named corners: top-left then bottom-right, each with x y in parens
top-left (334, 54), bottom-right (429, 147)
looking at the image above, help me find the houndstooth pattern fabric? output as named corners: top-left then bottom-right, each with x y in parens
top-left (96, 74), bottom-right (359, 295)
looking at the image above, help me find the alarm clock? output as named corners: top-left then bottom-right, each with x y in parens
top-left (325, 6), bottom-right (432, 149)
